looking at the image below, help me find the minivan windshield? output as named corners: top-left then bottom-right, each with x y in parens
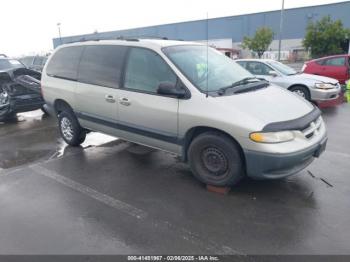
top-left (163, 45), bottom-right (254, 92)
top-left (266, 60), bottom-right (297, 75)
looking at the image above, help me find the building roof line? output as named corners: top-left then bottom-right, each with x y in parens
top-left (54, 1), bottom-right (350, 42)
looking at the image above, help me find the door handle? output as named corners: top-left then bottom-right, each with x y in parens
top-left (119, 97), bottom-right (131, 106)
top-left (105, 95), bottom-right (116, 103)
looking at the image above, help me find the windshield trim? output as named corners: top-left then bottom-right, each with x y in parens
top-left (162, 45), bottom-right (254, 96)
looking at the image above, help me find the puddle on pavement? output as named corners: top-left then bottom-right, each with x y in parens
top-left (53, 133), bottom-right (118, 159)
top-left (0, 110), bottom-right (118, 170)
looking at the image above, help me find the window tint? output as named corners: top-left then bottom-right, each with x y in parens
top-left (46, 46), bottom-right (84, 80)
top-left (324, 57), bottom-right (345, 66)
top-left (124, 48), bottom-right (177, 94)
top-left (78, 45), bottom-right (127, 88)
top-left (245, 62), bottom-right (272, 75)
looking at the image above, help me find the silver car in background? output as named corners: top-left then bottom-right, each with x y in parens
top-left (236, 59), bottom-right (341, 102)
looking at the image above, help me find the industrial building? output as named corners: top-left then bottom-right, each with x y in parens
top-left (53, 1), bottom-right (350, 61)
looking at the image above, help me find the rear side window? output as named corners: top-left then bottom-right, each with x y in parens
top-left (245, 62), bottom-right (272, 75)
top-left (124, 48), bottom-right (177, 94)
top-left (78, 45), bottom-right (127, 88)
top-left (324, 57), bottom-right (346, 66)
top-left (46, 46), bottom-right (84, 80)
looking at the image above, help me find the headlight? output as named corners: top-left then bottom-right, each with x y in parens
top-left (0, 90), bottom-right (9, 105)
top-left (250, 131), bottom-right (295, 143)
top-left (315, 83), bottom-right (335, 90)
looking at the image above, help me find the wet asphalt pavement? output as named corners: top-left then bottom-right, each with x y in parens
top-left (0, 105), bottom-right (349, 255)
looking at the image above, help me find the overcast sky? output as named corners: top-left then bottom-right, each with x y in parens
top-left (0, 0), bottom-right (345, 56)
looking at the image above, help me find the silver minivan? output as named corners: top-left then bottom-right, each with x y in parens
top-left (42, 39), bottom-right (327, 186)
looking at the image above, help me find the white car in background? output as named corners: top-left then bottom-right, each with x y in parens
top-left (236, 59), bottom-right (341, 103)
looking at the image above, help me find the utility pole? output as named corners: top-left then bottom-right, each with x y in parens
top-left (57, 23), bottom-right (62, 45)
top-left (278, 0), bottom-right (285, 61)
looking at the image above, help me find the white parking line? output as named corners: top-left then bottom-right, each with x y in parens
top-left (29, 163), bottom-right (243, 255)
top-left (30, 164), bottom-right (147, 219)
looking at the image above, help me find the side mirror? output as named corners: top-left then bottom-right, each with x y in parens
top-left (268, 70), bottom-right (278, 77)
top-left (157, 82), bottom-right (187, 98)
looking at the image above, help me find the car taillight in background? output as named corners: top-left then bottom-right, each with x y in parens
top-left (301, 64), bottom-right (307, 72)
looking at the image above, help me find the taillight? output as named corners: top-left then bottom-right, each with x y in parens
top-left (301, 64), bottom-right (307, 72)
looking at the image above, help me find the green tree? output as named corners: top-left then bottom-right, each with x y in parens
top-left (242, 27), bottom-right (274, 58)
top-left (303, 16), bottom-right (350, 58)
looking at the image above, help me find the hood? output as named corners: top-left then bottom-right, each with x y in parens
top-left (288, 73), bottom-right (338, 84)
top-left (212, 85), bottom-right (314, 130)
top-left (0, 68), bottom-right (42, 96)
top-left (0, 67), bottom-right (41, 81)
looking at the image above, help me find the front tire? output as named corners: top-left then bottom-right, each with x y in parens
top-left (188, 131), bottom-right (244, 187)
top-left (58, 111), bottom-right (86, 146)
top-left (290, 86), bottom-right (311, 101)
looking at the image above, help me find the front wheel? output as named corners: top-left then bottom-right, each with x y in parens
top-left (58, 111), bottom-right (86, 146)
top-left (188, 131), bottom-right (244, 187)
top-left (289, 86), bottom-right (311, 101)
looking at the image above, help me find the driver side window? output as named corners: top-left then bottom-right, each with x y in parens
top-left (124, 48), bottom-right (177, 94)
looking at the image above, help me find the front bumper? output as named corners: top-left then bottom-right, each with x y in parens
top-left (310, 87), bottom-right (340, 102)
top-left (244, 135), bottom-right (327, 179)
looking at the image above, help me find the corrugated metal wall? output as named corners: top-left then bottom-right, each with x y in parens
top-left (53, 1), bottom-right (350, 48)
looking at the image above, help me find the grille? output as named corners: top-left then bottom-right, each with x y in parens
top-left (302, 117), bottom-right (322, 139)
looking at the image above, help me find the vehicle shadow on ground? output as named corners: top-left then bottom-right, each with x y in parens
top-left (127, 144), bottom-right (319, 210)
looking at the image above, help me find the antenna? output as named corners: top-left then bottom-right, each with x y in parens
top-left (206, 12), bottom-right (209, 98)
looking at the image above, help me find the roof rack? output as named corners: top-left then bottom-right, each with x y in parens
top-left (65, 35), bottom-right (173, 45)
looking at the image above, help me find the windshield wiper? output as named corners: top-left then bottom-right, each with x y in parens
top-left (234, 80), bottom-right (270, 94)
top-left (217, 77), bottom-right (259, 96)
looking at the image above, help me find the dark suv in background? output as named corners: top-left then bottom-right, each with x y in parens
top-left (0, 55), bottom-right (45, 121)
top-left (19, 55), bottom-right (48, 72)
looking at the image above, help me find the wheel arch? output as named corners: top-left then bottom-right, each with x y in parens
top-left (288, 84), bottom-right (310, 92)
top-left (53, 99), bottom-right (74, 116)
top-left (288, 84), bottom-right (311, 98)
top-left (181, 126), bottom-right (246, 169)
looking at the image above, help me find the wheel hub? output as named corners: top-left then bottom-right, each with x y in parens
top-left (201, 147), bottom-right (228, 175)
top-left (293, 89), bottom-right (305, 98)
top-left (61, 117), bottom-right (74, 140)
